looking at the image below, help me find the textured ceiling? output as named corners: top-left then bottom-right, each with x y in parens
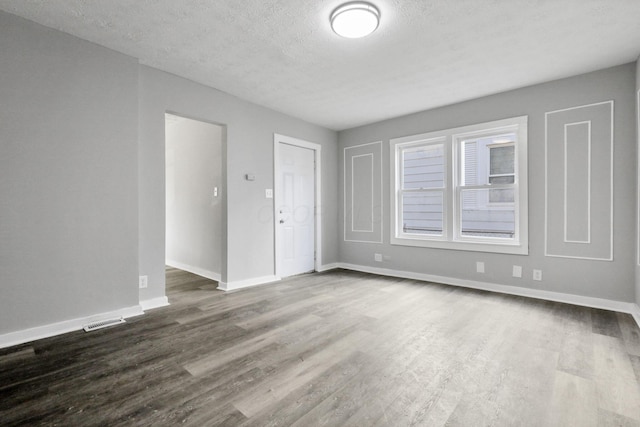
top-left (1, 0), bottom-right (639, 130)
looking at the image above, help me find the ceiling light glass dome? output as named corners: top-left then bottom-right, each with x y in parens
top-left (331, 2), bottom-right (380, 38)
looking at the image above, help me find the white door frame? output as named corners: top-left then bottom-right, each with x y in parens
top-left (274, 134), bottom-right (322, 277)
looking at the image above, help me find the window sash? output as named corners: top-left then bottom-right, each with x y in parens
top-left (397, 140), bottom-right (447, 239)
top-left (400, 142), bottom-right (445, 191)
top-left (456, 134), bottom-right (518, 239)
top-left (455, 185), bottom-right (518, 241)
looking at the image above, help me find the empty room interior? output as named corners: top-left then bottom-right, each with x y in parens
top-left (2, 1), bottom-right (640, 425)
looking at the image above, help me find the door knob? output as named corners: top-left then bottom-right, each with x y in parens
top-left (279, 220), bottom-right (284, 224)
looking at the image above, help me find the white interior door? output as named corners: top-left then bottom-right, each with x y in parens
top-left (276, 142), bottom-right (315, 277)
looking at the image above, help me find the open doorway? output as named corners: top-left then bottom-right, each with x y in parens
top-left (165, 113), bottom-right (223, 298)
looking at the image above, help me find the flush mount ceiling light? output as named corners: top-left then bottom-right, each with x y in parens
top-left (330, 2), bottom-right (380, 38)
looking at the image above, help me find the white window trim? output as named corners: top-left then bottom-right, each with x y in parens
top-left (390, 116), bottom-right (528, 255)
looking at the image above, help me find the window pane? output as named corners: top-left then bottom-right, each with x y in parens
top-left (490, 145), bottom-right (514, 175)
top-left (460, 188), bottom-right (514, 238)
top-left (488, 176), bottom-right (515, 202)
top-left (402, 144), bottom-right (444, 189)
top-left (402, 191), bottom-right (443, 235)
top-left (463, 141), bottom-right (480, 185)
top-left (489, 188), bottom-right (514, 203)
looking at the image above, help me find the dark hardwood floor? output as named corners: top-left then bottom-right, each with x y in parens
top-left (2, 268), bottom-right (640, 426)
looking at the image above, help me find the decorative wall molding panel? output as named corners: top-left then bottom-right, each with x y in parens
top-left (545, 101), bottom-right (614, 260)
top-left (344, 141), bottom-right (383, 243)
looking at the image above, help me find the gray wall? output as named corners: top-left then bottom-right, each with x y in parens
top-left (339, 64), bottom-right (637, 303)
top-left (165, 116), bottom-right (222, 277)
top-left (0, 12), bottom-right (139, 334)
top-left (139, 66), bottom-right (338, 301)
top-left (0, 10), bottom-right (338, 337)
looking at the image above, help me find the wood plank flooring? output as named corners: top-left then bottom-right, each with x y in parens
top-left (2, 268), bottom-right (640, 426)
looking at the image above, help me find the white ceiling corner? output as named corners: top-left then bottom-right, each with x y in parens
top-left (1, 0), bottom-right (639, 131)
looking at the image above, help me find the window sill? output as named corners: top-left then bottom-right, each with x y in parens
top-left (390, 235), bottom-right (529, 255)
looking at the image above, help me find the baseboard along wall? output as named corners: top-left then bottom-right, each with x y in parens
top-left (140, 296), bottom-right (170, 311)
top-left (3, 263), bottom-right (639, 349)
top-left (0, 305), bottom-right (144, 349)
top-left (218, 275), bottom-right (281, 292)
top-left (331, 262), bottom-right (640, 329)
top-left (166, 259), bottom-right (221, 282)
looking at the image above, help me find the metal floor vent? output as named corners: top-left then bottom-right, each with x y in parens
top-left (83, 317), bottom-right (126, 332)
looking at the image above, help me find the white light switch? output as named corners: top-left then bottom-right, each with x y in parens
top-left (265, 189), bottom-right (273, 199)
top-left (476, 262), bottom-right (485, 273)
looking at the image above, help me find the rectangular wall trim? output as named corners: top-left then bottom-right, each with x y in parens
top-left (344, 141), bottom-right (383, 243)
top-left (545, 100), bottom-right (614, 261)
top-left (351, 153), bottom-right (375, 232)
top-left (563, 121), bottom-right (591, 244)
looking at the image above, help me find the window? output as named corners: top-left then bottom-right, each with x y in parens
top-left (391, 116), bottom-right (528, 254)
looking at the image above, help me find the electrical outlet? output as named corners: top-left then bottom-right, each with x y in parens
top-left (476, 261), bottom-right (485, 273)
top-left (139, 275), bottom-right (148, 289)
top-left (533, 269), bottom-right (542, 281)
top-left (512, 265), bottom-right (522, 278)
top-left (265, 189), bottom-right (273, 199)
top-left (374, 253), bottom-right (383, 262)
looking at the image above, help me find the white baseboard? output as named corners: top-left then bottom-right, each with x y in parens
top-left (3, 267), bottom-right (636, 350)
top-left (337, 263), bottom-right (640, 329)
top-left (0, 305), bottom-right (144, 349)
top-left (140, 296), bottom-right (170, 311)
top-left (317, 263), bottom-right (341, 272)
top-left (166, 259), bottom-right (221, 282)
top-left (218, 275), bottom-right (281, 292)
top-left (631, 304), bottom-right (640, 328)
